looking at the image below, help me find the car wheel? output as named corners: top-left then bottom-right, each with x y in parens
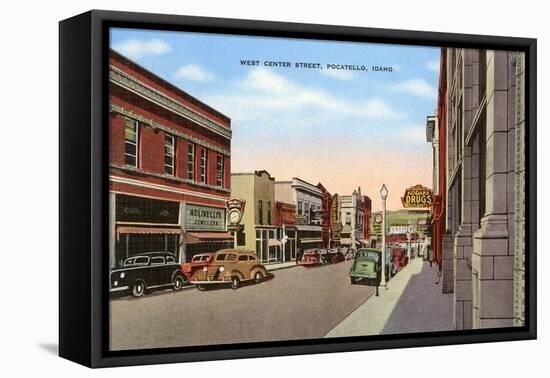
top-left (196, 284), bottom-right (206, 291)
top-left (132, 280), bottom-right (145, 298)
top-left (231, 276), bottom-right (240, 290)
top-left (173, 275), bottom-right (185, 291)
top-left (350, 277), bottom-right (356, 285)
top-left (254, 271), bottom-right (264, 283)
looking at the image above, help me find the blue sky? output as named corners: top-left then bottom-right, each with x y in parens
top-left (110, 28), bottom-right (440, 210)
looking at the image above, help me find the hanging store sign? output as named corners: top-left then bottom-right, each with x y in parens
top-left (331, 194), bottom-right (341, 232)
top-left (185, 204), bottom-right (226, 231)
top-left (401, 184), bottom-right (435, 208)
top-left (226, 199), bottom-right (246, 232)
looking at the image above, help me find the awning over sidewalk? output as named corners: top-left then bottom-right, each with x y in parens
top-left (116, 226), bottom-right (181, 235)
top-left (185, 232), bottom-right (233, 244)
top-left (268, 239), bottom-right (284, 247)
top-left (300, 238), bottom-right (323, 244)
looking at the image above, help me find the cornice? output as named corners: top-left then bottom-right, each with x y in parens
top-left (110, 65), bottom-right (232, 140)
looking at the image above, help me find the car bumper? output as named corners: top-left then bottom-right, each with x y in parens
top-left (109, 286), bottom-right (130, 292)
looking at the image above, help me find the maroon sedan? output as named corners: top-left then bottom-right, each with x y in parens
top-left (298, 249), bottom-right (323, 266)
top-left (181, 253), bottom-right (214, 281)
top-left (328, 248), bottom-right (346, 264)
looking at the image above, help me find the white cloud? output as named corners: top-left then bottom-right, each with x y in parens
top-left (426, 60), bottom-right (440, 72)
top-left (112, 38), bottom-right (171, 60)
top-left (320, 69), bottom-right (354, 81)
top-left (390, 79), bottom-right (437, 99)
top-left (399, 125), bottom-right (427, 144)
top-left (207, 68), bottom-right (406, 123)
top-left (174, 64), bottom-right (215, 82)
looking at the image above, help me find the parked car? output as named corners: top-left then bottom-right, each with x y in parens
top-left (342, 247), bottom-right (356, 260)
top-left (110, 252), bottom-right (185, 298)
top-left (392, 247), bottom-right (407, 273)
top-left (328, 248), bottom-right (346, 264)
top-left (181, 253), bottom-right (214, 281)
top-left (188, 249), bottom-right (267, 290)
top-left (298, 248), bottom-right (323, 266)
top-left (349, 249), bottom-right (382, 288)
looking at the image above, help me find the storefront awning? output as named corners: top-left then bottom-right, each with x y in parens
top-left (117, 226), bottom-right (181, 235)
top-left (358, 239), bottom-right (369, 245)
top-left (185, 232), bottom-right (233, 244)
top-left (300, 238), bottom-right (323, 244)
top-left (268, 239), bottom-right (283, 247)
top-left (340, 238), bottom-right (352, 245)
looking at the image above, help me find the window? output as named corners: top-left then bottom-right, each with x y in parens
top-left (297, 201), bottom-right (303, 215)
top-left (216, 155), bottom-right (224, 187)
top-left (166, 256), bottom-right (175, 264)
top-left (267, 201), bottom-right (272, 224)
top-left (150, 256), bottom-right (165, 265)
top-left (226, 254), bottom-right (237, 262)
top-left (124, 118), bottom-right (138, 167)
top-left (258, 200), bottom-right (263, 225)
top-left (200, 149), bottom-right (207, 183)
top-left (164, 135), bottom-right (175, 176)
top-left (187, 143), bottom-right (195, 181)
top-left (134, 256), bottom-right (149, 266)
top-left (216, 253), bottom-right (227, 261)
top-left (238, 255), bottom-right (248, 261)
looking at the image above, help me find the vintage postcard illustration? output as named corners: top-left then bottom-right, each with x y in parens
top-left (107, 28), bottom-right (527, 350)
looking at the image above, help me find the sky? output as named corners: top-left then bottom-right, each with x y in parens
top-left (110, 28), bottom-right (440, 211)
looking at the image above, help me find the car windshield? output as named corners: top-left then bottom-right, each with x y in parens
top-left (358, 251), bottom-right (379, 261)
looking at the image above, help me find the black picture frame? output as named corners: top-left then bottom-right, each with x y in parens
top-left (59, 9), bottom-right (537, 368)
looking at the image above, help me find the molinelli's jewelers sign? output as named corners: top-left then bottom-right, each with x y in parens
top-left (185, 204), bottom-right (226, 231)
top-left (401, 185), bottom-right (435, 208)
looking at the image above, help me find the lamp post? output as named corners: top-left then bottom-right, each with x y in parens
top-left (406, 227), bottom-right (412, 264)
top-left (380, 184), bottom-right (388, 287)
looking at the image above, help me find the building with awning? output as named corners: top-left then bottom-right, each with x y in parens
top-left (108, 49), bottom-right (232, 268)
top-left (275, 178), bottom-right (323, 257)
top-left (231, 171), bottom-right (280, 264)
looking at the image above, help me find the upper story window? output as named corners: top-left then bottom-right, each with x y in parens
top-left (297, 201), bottom-right (303, 215)
top-left (267, 201), bottom-right (272, 225)
top-left (187, 143), bottom-right (195, 181)
top-left (216, 155), bottom-right (224, 187)
top-left (164, 134), bottom-right (175, 176)
top-left (124, 118), bottom-right (138, 167)
top-left (200, 149), bottom-right (208, 183)
top-left (258, 200), bottom-right (263, 225)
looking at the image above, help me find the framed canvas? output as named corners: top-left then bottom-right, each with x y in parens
top-left (59, 10), bottom-right (537, 368)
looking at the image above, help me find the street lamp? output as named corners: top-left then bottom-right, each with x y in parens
top-left (406, 227), bottom-right (412, 264)
top-left (380, 184), bottom-right (388, 288)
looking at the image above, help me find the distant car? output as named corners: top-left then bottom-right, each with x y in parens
top-left (328, 248), bottom-right (346, 264)
top-left (342, 247), bottom-right (356, 260)
top-left (181, 253), bottom-right (214, 281)
top-left (298, 249), bottom-right (323, 266)
top-left (188, 249), bottom-right (267, 290)
top-left (110, 252), bottom-right (185, 298)
top-left (349, 248), bottom-right (382, 287)
top-left (392, 247), bottom-right (407, 273)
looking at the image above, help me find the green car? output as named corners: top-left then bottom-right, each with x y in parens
top-left (349, 248), bottom-right (382, 288)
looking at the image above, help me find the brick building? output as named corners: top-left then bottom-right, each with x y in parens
top-left (316, 183), bottom-right (332, 249)
top-left (427, 48), bottom-right (526, 329)
top-left (108, 49), bottom-right (232, 268)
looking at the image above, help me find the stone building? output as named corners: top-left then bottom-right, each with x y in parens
top-left (428, 47), bottom-right (526, 329)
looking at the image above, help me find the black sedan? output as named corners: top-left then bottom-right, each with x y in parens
top-left (110, 252), bottom-right (186, 298)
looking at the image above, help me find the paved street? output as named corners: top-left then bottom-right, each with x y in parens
top-left (110, 260), bottom-right (375, 350)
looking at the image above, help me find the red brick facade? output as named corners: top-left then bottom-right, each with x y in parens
top-left (109, 49), bottom-right (232, 266)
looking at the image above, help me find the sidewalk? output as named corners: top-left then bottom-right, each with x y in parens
top-left (265, 261), bottom-right (298, 272)
top-left (324, 257), bottom-right (453, 337)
